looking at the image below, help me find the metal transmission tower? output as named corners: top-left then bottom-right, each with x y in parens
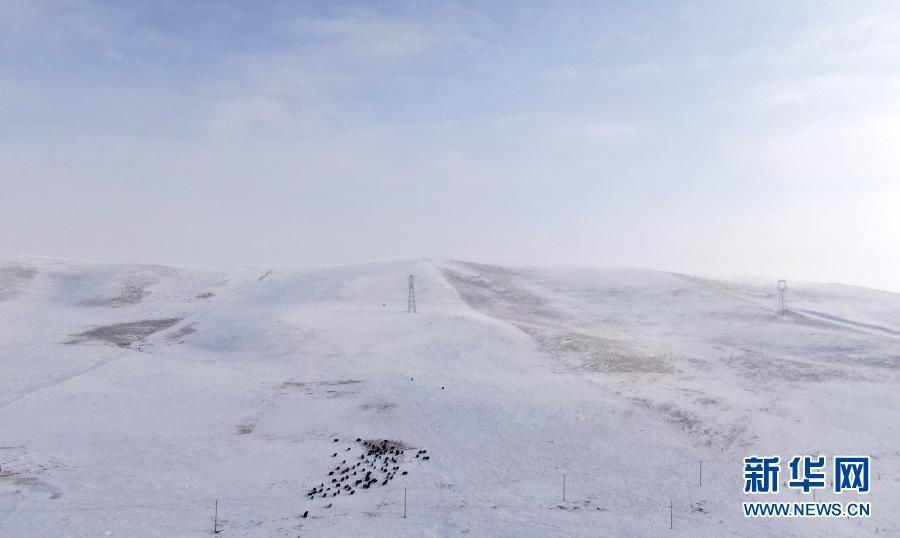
top-left (777, 280), bottom-right (788, 316)
top-left (407, 275), bottom-right (416, 313)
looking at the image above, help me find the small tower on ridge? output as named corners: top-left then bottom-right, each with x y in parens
top-left (777, 279), bottom-right (788, 317)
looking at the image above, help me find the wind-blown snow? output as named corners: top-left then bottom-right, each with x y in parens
top-left (1, 256), bottom-right (898, 536)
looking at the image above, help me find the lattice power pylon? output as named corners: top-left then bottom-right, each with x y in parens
top-left (777, 279), bottom-right (787, 316)
top-left (407, 274), bottom-right (416, 313)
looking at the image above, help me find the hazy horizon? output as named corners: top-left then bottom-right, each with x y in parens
top-left (2, 1), bottom-right (898, 291)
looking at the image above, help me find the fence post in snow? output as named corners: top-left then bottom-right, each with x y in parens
top-left (669, 501), bottom-right (673, 530)
top-left (408, 275), bottom-right (416, 313)
top-left (403, 488), bottom-right (407, 519)
top-left (213, 499), bottom-right (219, 535)
top-left (778, 280), bottom-right (788, 316)
top-left (699, 460), bottom-right (702, 487)
top-left (562, 474), bottom-right (566, 502)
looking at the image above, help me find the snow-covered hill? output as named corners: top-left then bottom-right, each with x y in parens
top-left (1, 256), bottom-right (898, 536)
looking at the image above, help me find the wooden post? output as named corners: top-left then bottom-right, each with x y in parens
top-left (699, 460), bottom-right (702, 487)
top-left (403, 488), bottom-right (407, 519)
top-left (562, 474), bottom-right (566, 502)
top-left (214, 499), bottom-right (219, 534)
top-left (669, 501), bottom-right (673, 530)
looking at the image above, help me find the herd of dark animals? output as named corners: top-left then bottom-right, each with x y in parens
top-left (302, 438), bottom-right (429, 519)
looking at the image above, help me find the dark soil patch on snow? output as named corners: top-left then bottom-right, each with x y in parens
top-left (81, 281), bottom-right (150, 307)
top-left (440, 262), bottom-right (562, 322)
top-left (522, 326), bottom-right (673, 374)
top-left (236, 421), bottom-right (256, 435)
top-left (282, 380), bottom-right (361, 398)
top-left (166, 323), bottom-right (198, 343)
top-left (66, 318), bottom-right (182, 348)
top-left (359, 400), bottom-right (396, 413)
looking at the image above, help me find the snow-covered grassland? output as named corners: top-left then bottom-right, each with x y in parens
top-left (1, 256), bottom-right (898, 537)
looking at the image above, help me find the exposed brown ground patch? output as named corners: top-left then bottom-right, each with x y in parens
top-left (66, 318), bottom-right (182, 348)
top-left (80, 279), bottom-right (153, 307)
top-left (521, 326), bottom-right (673, 374)
top-left (441, 262), bottom-right (562, 322)
top-left (723, 350), bottom-right (849, 383)
top-left (281, 380), bottom-right (362, 398)
top-left (359, 400), bottom-right (396, 412)
top-left (166, 323), bottom-right (198, 343)
top-left (236, 420), bottom-right (256, 435)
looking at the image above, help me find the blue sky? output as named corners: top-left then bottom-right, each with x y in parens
top-left (1, 1), bottom-right (899, 290)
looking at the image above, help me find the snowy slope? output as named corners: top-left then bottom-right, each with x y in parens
top-left (1, 256), bottom-right (898, 537)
